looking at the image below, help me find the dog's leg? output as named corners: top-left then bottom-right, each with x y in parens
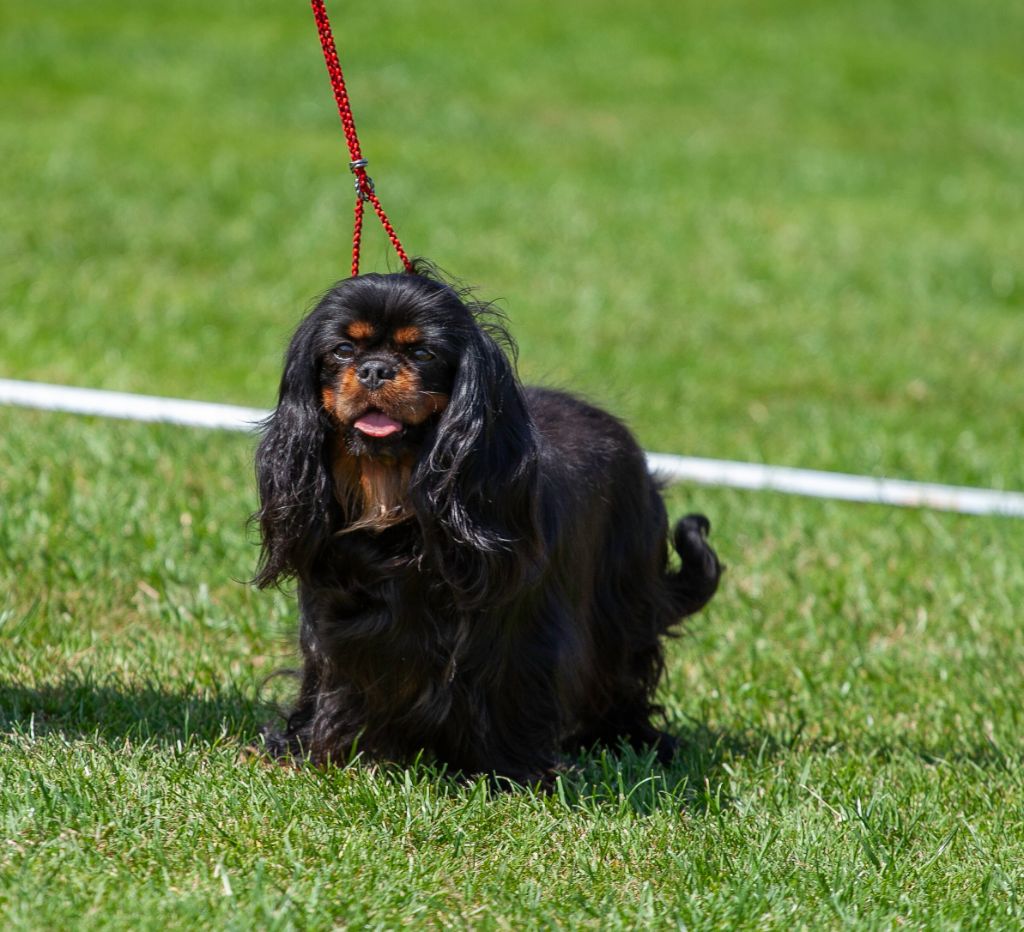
top-left (567, 700), bottom-right (678, 765)
top-left (562, 510), bottom-right (719, 765)
top-left (262, 614), bottom-right (364, 766)
top-left (443, 603), bottom-right (569, 789)
top-left (456, 696), bottom-right (564, 790)
top-left (260, 663), bottom-right (320, 762)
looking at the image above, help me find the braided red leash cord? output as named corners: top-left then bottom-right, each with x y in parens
top-left (310, 0), bottom-right (414, 276)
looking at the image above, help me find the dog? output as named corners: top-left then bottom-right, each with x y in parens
top-left (253, 268), bottom-right (721, 785)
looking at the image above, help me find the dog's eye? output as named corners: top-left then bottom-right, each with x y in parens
top-left (410, 347), bottom-right (435, 362)
top-left (333, 342), bottom-right (356, 361)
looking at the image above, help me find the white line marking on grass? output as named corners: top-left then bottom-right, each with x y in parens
top-left (0, 378), bottom-right (266, 431)
top-left (645, 454), bottom-right (1024, 518)
top-left (2, 378), bottom-right (1022, 518)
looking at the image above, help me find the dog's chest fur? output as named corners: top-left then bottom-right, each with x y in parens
top-left (304, 528), bottom-right (481, 743)
top-left (330, 438), bottom-right (417, 533)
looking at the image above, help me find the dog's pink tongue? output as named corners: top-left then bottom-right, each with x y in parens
top-left (354, 411), bottom-right (403, 438)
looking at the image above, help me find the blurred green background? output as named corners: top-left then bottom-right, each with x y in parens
top-left (3, 0), bottom-right (1021, 486)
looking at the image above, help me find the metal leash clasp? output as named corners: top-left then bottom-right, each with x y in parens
top-left (348, 158), bottom-right (375, 201)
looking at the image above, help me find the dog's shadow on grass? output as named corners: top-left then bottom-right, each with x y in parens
top-left (550, 721), bottom-right (771, 816)
top-left (0, 674), bottom-right (267, 747)
top-left (0, 674), bottom-right (751, 813)
top-left (547, 721), bottom-right (1022, 816)
top-left (4, 678), bottom-right (1012, 817)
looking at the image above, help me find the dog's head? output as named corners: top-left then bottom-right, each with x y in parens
top-left (253, 270), bottom-right (542, 604)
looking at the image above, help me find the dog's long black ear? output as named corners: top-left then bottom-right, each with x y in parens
top-left (252, 314), bottom-right (334, 588)
top-left (412, 320), bottom-right (543, 610)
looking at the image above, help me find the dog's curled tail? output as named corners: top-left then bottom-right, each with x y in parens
top-left (666, 513), bottom-right (723, 620)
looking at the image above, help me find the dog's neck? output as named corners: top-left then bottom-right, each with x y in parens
top-left (332, 439), bottom-right (415, 533)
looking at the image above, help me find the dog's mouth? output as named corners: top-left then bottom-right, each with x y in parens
top-left (352, 409), bottom-right (404, 439)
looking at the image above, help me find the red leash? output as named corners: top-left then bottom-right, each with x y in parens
top-left (310, 0), bottom-right (414, 277)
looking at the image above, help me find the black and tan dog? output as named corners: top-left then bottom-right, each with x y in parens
top-left (253, 267), bottom-right (721, 785)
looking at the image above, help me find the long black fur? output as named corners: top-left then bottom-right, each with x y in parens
top-left (253, 268), bottom-right (722, 785)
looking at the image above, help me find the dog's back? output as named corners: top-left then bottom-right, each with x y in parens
top-left (524, 387), bottom-right (721, 759)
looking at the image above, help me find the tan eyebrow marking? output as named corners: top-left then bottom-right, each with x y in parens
top-left (346, 321), bottom-right (376, 340)
top-left (393, 325), bottom-right (422, 345)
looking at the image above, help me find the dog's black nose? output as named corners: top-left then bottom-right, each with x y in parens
top-left (356, 359), bottom-right (397, 390)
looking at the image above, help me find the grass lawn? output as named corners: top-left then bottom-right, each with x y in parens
top-left (2, 0), bottom-right (1023, 927)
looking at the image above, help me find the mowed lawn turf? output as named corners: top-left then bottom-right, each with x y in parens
top-left (1, 0), bottom-right (1022, 928)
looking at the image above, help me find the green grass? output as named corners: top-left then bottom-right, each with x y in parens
top-left (1, 0), bottom-right (1022, 928)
